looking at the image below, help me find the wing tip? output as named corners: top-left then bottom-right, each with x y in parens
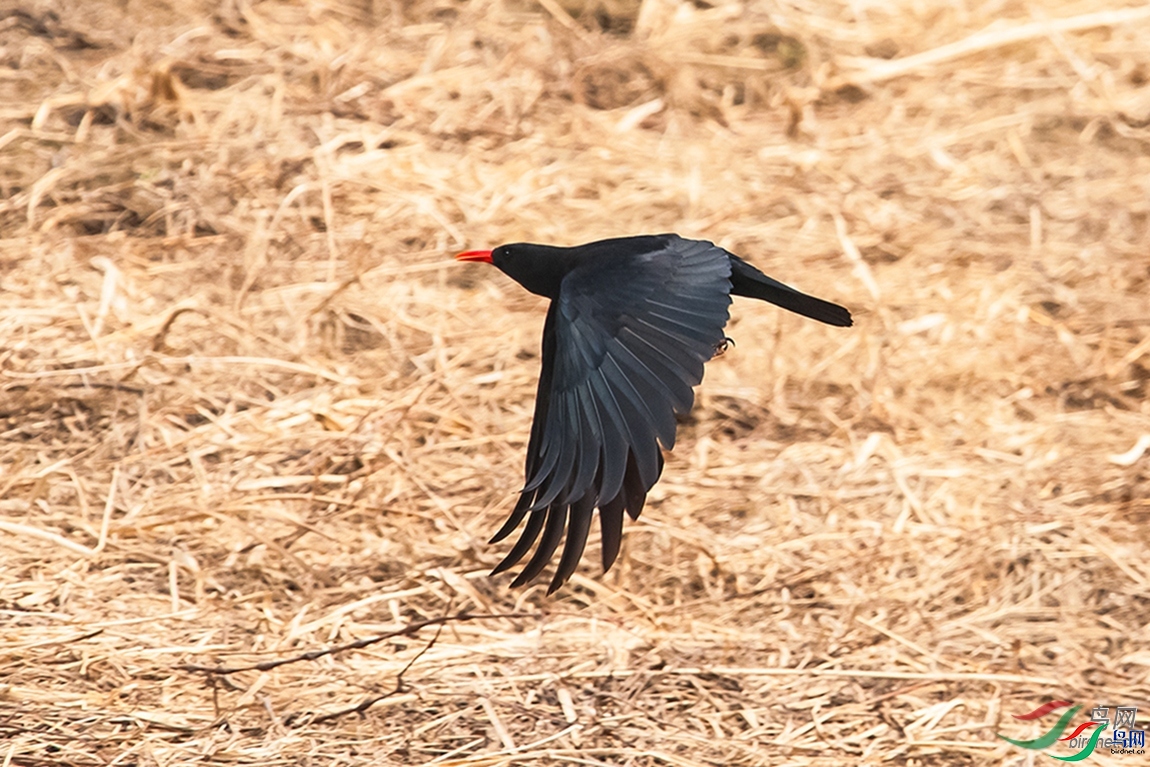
top-left (492, 487), bottom-right (636, 595)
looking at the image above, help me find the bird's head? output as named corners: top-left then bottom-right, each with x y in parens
top-left (455, 243), bottom-right (575, 299)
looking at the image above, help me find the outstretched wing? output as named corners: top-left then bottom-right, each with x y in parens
top-left (489, 235), bottom-right (732, 592)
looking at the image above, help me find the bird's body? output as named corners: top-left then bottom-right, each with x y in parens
top-left (456, 234), bottom-right (851, 593)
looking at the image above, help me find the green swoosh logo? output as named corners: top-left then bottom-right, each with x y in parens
top-left (1051, 723), bottom-right (1109, 762)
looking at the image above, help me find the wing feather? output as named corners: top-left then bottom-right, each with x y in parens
top-left (598, 490), bottom-right (627, 571)
top-left (511, 501), bottom-right (568, 587)
top-left (598, 349), bottom-right (666, 481)
top-left (491, 503), bottom-right (547, 573)
top-left (604, 343), bottom-right (679, 446)
top-left (590, 372), bottom-right (630, 504)
top-left (616, 326), bottom-right (698, 410)
top-left (568, 386), bottom-right (605, 503)
top-left (550, 492), bottom-right (596, 592)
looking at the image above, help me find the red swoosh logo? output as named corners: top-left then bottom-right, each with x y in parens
top-left (1013, 700), bottom-right (1074, 720)
top-left (1059, 721), bottom-right (1100, 740)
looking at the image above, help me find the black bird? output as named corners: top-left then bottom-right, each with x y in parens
top-left (456, 234), bottom-right (851, 593)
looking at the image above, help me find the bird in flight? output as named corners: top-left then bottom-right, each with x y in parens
top-left (456, 234), bottom-right (852, 593)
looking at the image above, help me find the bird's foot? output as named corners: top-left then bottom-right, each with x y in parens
top-left (713, 336), bottom-right (736, 356)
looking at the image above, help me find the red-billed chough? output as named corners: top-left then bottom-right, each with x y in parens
top-left (456, 234), bottom-right (851, 593)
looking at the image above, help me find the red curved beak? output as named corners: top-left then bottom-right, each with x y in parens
top-left (455, 249), bottom-right (493, 263)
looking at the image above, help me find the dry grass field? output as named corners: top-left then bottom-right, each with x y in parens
top-left (2, 0), bottom-right (1149, 764)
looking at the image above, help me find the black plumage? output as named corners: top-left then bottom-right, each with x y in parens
top-left (456, 234), bottom-right (851, 593)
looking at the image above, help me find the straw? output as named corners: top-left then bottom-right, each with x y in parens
top-left (2, 0), bottom-right (1148, 763)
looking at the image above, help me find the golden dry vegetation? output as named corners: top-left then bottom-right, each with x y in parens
top-left (2, 0), bottom-right (1149, 764)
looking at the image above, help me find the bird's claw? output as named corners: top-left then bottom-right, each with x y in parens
top-left (713, 336), bottom-right (736, 356)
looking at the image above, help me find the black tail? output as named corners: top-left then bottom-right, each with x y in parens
top-left (727, 255), bottom-right (852, 327)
